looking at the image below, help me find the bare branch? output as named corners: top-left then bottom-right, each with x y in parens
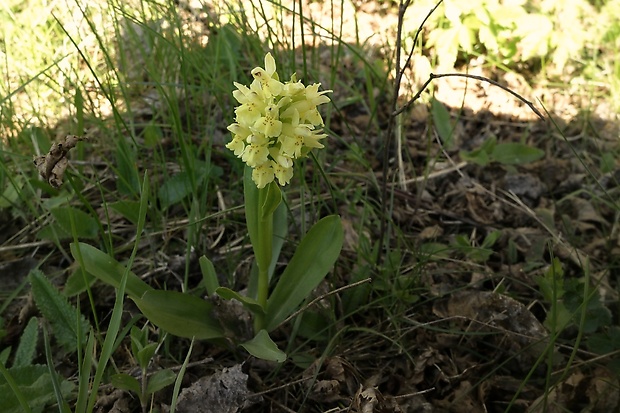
top-left (394, 72), bottom-right (545, 120)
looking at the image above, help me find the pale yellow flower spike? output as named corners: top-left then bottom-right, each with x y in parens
top-left (227, 52), bottom-right (331, 188)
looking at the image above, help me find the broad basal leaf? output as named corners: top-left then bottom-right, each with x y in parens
top-left (132, 290), bottom-right (225, 340)
top-left (70, 242), bottom-right (152, 300)
top-left (265, 215), bottom-right (343, 331)
top-left (240, 330), bottom-right (286, 362)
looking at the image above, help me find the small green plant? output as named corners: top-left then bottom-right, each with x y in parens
top-left (110, 325), bottom-right (175, 413)
top-left (536, 258), bottom-right (611, 334)
top-left (0, 271), bottom-right (79, 413)
top-left (72, 53), bottom-right (343, 362)
top-left (452, 230), bottom-right (501, 263)
top-left (459, 135), bottom-right (545, 166)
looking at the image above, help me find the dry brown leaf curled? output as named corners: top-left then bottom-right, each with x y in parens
top-left (33, 135), bottom-right (87, 188)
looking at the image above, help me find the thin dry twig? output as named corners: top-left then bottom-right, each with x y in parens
top-left (275, 278), bottom-right (372, 330)
top-left (395, 72), bottom-right (545, 120)
top-left (379, 0), bottom-right (443, 265)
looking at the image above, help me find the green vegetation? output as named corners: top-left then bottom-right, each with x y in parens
top-left (1, 0), bottom-right (619, 411)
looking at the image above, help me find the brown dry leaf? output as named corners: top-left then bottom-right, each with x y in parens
top-left (478, 375), bottom-right (538, 410)
top-left (303, 356), bottom-right (359, 403)
top-left (352, 385), bottom-right (403, 413)
top-left (572, 198), bottom-right (607, 225)
top-left (433, 290), bottom-right (550, 370)
top-left (435, 380), bottom-right (480, 413)
top-left (503, 173), bottom-right (547, 205)
top-left (175, 364), bottom-right (260, 413)
top-left (419, 224), bottom-right (444, 240)
top-left (586, 367), bottom-right (620, 412)
top-left (465, 191), bottom-right (497, 225)
top-left (527, 367), bottom-right (619, 413)
top-left (411, 348), bottom-right (454, 387)
top-left (33, 135), bottom-right (87, 188)
top-left (206, 294), bottom-right (253, 341)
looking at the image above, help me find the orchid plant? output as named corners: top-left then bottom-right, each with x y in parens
top-left (71, 53), bottom-right (343, 361)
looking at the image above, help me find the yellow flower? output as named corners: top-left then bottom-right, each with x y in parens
top-left (251, 53), bottom-right (283, 97)
top-left (271, 159), bottom-right (294, 186)
top-left (226, 135), bottom-right (246, 156)
top-left (226, 52), bottom-right (332, 188)
top-left (252, 162), bottom-right (275, 189)
top-left (303, 130), bottom-right (327, 150)
top-left (241, 143), bottom-right (269, 167)
top-left (253, 104), bottom-right (283, 137)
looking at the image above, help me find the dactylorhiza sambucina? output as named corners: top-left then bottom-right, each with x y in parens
top-left (226, 53), bottom-right (332, 188)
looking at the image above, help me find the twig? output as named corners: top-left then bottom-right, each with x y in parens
top-left (394, 72), bottom-right (545, 120)
top-left (274, 278), bottom-right (372, 330)
top-left (378, 1), bottom-right (443, 266)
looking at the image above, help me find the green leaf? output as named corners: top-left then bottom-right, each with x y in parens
top-left (431, 97), bottom-right (456, 149)
top-left (62, 268), bottom-right (96, 297)
top-left (132, 290), bottom-right (225, 340)
top-left (535, 257), bottom-right (564, 303)
top-left (111, 373), bottom-right (141, 395)
top-left (491, 142), bottom-right (544, 165)
top-left (158, 172), bottom-right (193, 209)
top-left (108, 200), bottom-right (141, 225)
top-left (265, 215), bottom-right (343, 331)
top-left (459, 136), bottom-right (497, 166)
top-left (29, 270), bottom-right (89, 353)
top-left (136, 343), bottom-right (158, 370)
top-left (75, 89), bottom-right (84, 136)
top-left (543, 301), bottom-right (572, 331)
top-left (587, 326), bottom-right (620, 354)
top-left (130, 325), bottom-right (147, 356)
top-left (13, 318), bottom-right (38, 368)
top-left (261, 181), bottom-right (282, 219)
top-left (70, 242), bottom-right (152, 300)
top-left (0, 348), bottom-right (10, 366)
top-left (418, 242), bottom-right (450, 259)
top-left (146, 369), bottom-right (176, 394)
top-left (199, 256), bottom-right (220, 296)
top-left (459, 148), bottom-right (490, 166)
top-left (37, 207), bottom-right (99, 240)
top-left (215, 287), bottom-right (265, 315)
top-left (143, 122), bottom-right (163, 148)
top-left (240, 330), bottom-right (286, 362)
top-left (297, 311), bottom-right (330, 342)
top-left (115, 138), bottom-right (140, 196)
top-left (0, 364), bottom-right (74, 413)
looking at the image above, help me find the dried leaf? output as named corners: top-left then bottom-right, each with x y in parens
top-left (433, 290), bottom-right (550, 371)
top-left (303, 357), bottom-right (359, 403)
top-left (33, 135), bottom-right (86, 188)
top-left (176, 364), bottom-right (259, 413)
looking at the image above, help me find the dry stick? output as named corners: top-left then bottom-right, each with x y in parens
top-left (394, 72), bottom-right (545, 121)
top-left (274, 278), bottom-right (372, 331)
top-left (378, 0), bottom-right (442, 266)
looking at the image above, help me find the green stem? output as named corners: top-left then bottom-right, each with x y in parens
top-left (254, 186), bottom-right (273, 331)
